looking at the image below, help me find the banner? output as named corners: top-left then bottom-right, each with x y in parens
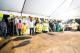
top-left (0, 12), bottom-right (3, 21)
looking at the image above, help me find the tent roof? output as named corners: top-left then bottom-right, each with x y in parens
top-left (0, 0), bottom-right (80, 18)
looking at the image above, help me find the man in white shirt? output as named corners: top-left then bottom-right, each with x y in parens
top-left (71, 20), bottom-right (79, 31)
top-left (29, 19), bottom-right (35, 35)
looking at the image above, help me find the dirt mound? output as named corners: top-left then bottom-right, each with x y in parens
top-left (1, 32), bottom-right (80, 53)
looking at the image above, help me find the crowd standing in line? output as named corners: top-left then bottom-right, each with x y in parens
top-left (0, 15), bottom-right (79, 39)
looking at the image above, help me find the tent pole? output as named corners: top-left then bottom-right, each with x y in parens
top-left (21, 13), bottom-right (22, 16)
top-left (21, 0), bottom-right (26, 16)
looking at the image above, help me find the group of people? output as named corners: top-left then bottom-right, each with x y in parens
top-left (0, 15), bottom-right (79, 39)
top-left (49, 19), bottom-right (79, 32)
top-left (15, 16), bottom-right (49, 36)
top-left (14, 16), bottom-right (65, 36)
top-left (49, 20), bottom-right (64, 32)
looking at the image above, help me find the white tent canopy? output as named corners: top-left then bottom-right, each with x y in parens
top-left (0, 0), bottom-right (80, 19)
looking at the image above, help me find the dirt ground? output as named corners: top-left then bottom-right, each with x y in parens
top-left (0, 31), bottom-right (80, 53)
